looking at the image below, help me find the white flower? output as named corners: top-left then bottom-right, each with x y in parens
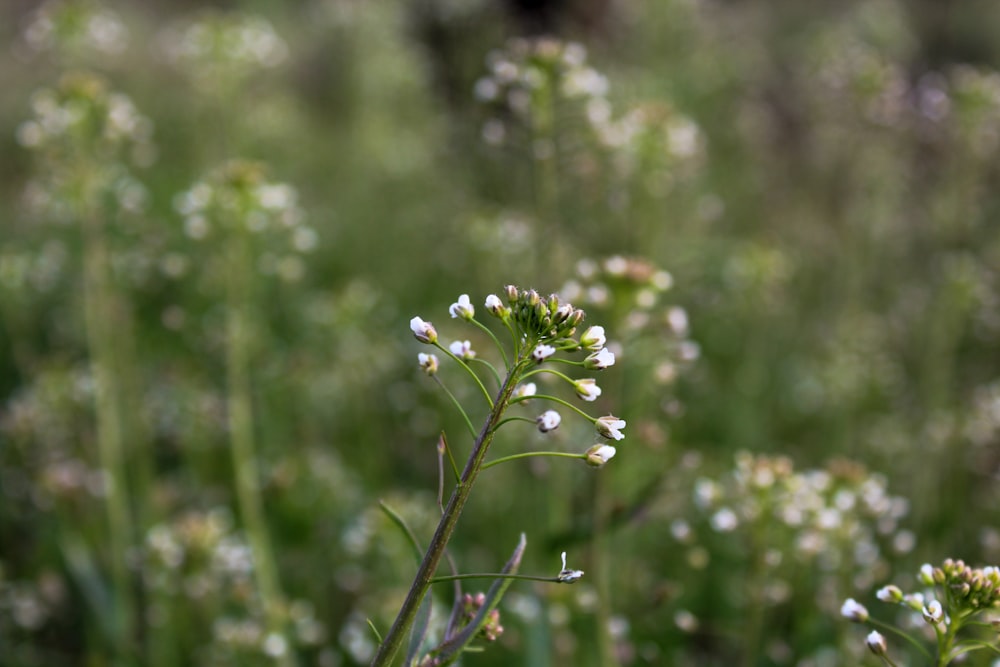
top-left (536, 410), bottom-right (561, 432)
top-left (710, 508), bottom-right (738, 532)
top-left (585, 444), bottom-right (616, 467)
top-left (410, 316), bottom-right (437, 344)
top-left (865, 630), bottom-right (886, 656)
top-left (580, 325), bottom-right (606, 351)
top-left (418, 353), bottom-right (438, 375)
top-left (485, 294), bottom-right (507, 317)
top-left (449, 340), bottom-right (476, 360)
top-left (919, 563), bottom-right (936, 585)
top-left (876, 585), bottom-right (902, 603)
top-left (449, 294), bottom-right (475, 320)
top-left (840, 598), bottom-right (869, 623)
top-left (922, 599), bottom-right (943, 625)
top-left (584, 347), bottom-right (615, 370)
top-left (556, 551), bottom-right (584, 583)
top-left (513, 382), bottom-right (537, 400)
top-left (574, 379), bottom-right (602, 402)
top-left (532, 344), bottom-right (556, 363)
top-left (595, 415), bottom-right (626, 441)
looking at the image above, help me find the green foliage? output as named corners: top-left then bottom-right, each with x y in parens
top-left (3, 0), bottom-right (1000, 665)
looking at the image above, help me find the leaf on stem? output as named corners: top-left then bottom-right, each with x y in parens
top-left (434, 533), bottom-right (527, 664)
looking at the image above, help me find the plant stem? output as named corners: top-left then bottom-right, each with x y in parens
top-left (224, 233), bottom-right (293, 667)
top-left (81, 199), bottom-right (136, 658)
top-left (370, 356), bottom-right (528, 666)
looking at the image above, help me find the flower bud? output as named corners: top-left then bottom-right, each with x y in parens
top-left (485, 294), bottom-right (508, 318)
top-left (580, 325), bottom-right (606, 351)
top-left (418, 353), bottom-right (439, 375)
top-left (876, 585), bottom-right (903, 603)
top-left (449, 294), bottom-right (475, 320)
top-left (584, 347), bottom-right (615, 370)
top-left (865, 630), bottom-right (887, 656)
top-left (449, 340), bottom-right (476, 360)
top-left (574, 378), bottom-right (602, 402)
top-left (537, 410), bottom-right (561, 432)
top-left (595, 415), bottom-right (626, 441)
top-left (585, 444), bottom-right (616, 467)
top-left (840, 598), bottom-right (869, 623)
top-left (410, 316), bottom-right (437, 344)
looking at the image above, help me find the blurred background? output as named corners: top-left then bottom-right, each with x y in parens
top-left (2, 0), bottom-right (1000, 665)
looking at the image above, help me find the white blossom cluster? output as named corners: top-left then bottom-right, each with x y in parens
top-left (174, 161), bottom-right (317, 281)
top-left (22, 0), bottom-right (129, 57)
top-left (161, 11), bottom-right (288, 82)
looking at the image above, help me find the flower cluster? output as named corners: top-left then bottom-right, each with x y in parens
top-left (410, 287), bottom-right (626, 468)
top-left (841, 559), bottom-right (1000, 664)
top-left (174, 160), bottom-right (316, 281)
top-left (22, 0), bottom-right (129, 59)
top-left (17, 71), bottom-right (154, 222)
top-left (686, 454), bottom-right (913, 590)
top-left (160, 11), bottom-right (288, 85)
top-left (474, 37), bottom-right (609, 148)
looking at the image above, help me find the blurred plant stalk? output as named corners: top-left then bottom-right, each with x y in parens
top-left (223, 229), bottom-right (295, 667)
top-left (77, 184), bottom-right (137, 658)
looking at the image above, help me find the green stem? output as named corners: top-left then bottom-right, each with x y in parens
top-left (370, 357), bottom-right (530, 666)
top-left (470, 318), bottom-right (509, 370)
top-left (224, 233), bottom-right (293, 667)
top-left (434, 342), bottom-right (494, 408)
top-left (81, 199), bottom-right (135, 657)
top-left (511, 393), bottom-right (595, 423)
top-left (432, 376), bottom-right (478, 439)
top-left (430, 573), bottom-right (561, 584)
top-left (481, 451), bottom-right (585, 471)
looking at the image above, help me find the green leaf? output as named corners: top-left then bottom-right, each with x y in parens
top-left (434, 533), bottom-right (527, 665)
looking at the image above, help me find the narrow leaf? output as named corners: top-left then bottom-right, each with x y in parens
top-left (379, 500), bottom-right (424, 565)
top-left (434, 533), bottom-right (527, 663)
top-left (405, 591), bottom-right (434, 666)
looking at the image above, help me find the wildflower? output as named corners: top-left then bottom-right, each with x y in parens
top-left (865, 630), bottom-right (887, 656)
top-left (513, 382), bottom-right (537, 400)
top-left (840, 598), bottom-right (869, 623)
top-left (574, 378), bottom-right (602, 402)
top-left (922, 599), bottom-right (943, 625)
top-left (556, 551), bottom-right (584, 583)
top-left (595, 415), bottom-right (626, 441)
top-left (876, 585), bottom-right (903, 603)
top-left (536, 410), bottom-right (561, 433)
top-left (485, 294), bottom-right (508, 317)
top-left (449, 294), bottom-right (475, 320)
top-left (532, 344), bottom-right (556, 363)
top-left (449, 340), bottom-right (476, 360)
top-left (418, 353), bottom-right (439, 375)
top-left (584, 347), bottom-right (615, 370)
top-left (585, 444), bottom-right (616, 467)
top-left (410, 317), bottom-right (437, 344)
top-left (919, 563), bottom-right (935, 585)
top-left (579, 325), bottom-right (606, 351)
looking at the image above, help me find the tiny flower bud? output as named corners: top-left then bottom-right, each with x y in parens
top-left (922, 599), bottom-right (943, 625)
top-left (513, 382), bottom-right (537, 400)
top-left (449, 340), bottom-right (476, 360)
top-left (574, 378), bottom-right (602, 402)
top-left (418, 353), bottom-right (439, 375)
top-left (580, 325), bottom-right (606, 351)
top-left (840, 598), bottom-right (869, 623)
top-left (449, 294), bottom-right (475, 320)
top-left (557, 551), bottom-right (585, 583)
top-left (504, 284), bottom-right (519, 303)
top-left (532, 344), bottom-right (556, 363)
top-left (876, 585), bottom-right (903, 603)
top-left (485, 294), bottom-right (508, 317)
top-left (865, 630), bottom-right (887, 656)
top-left (595, 415), bottom-right (626, 441)
top-left (537, 410), bottom-right (561, 432)
top-left (584, 347), bottom-right (615, 370)
top-left (585, 444), bottom-right (616, 467)
top-left (410, 316), bottom-right (437, 344)
top-left (919, 563), bottom-right (935, 585)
